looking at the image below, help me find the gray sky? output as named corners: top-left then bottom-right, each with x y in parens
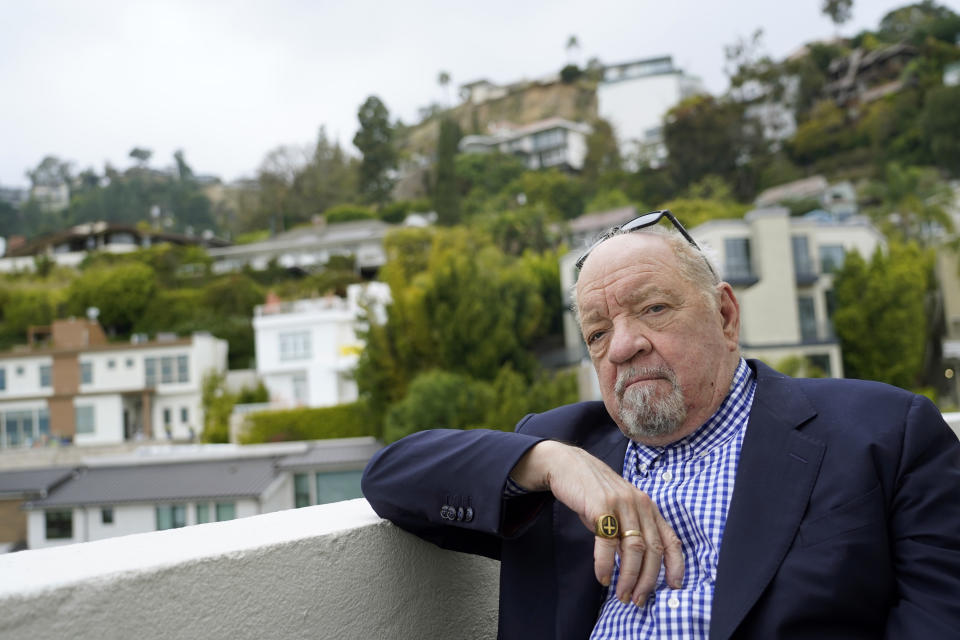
top-left (0, 0), bottom-right (941, 188)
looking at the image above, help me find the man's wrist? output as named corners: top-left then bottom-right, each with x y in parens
top-left (509, 440), bottom-right (568, 492)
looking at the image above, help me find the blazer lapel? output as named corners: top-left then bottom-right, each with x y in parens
top-left (709, 365), bottom-right (825, 640)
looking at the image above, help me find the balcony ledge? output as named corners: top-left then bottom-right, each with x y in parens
top-left (0, 499), bottom-right (500, 640)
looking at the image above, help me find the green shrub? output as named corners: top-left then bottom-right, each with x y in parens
top-left (239, 401), bottom-right (377, 444)
top-left (324, 204), bottom-right (376, 224)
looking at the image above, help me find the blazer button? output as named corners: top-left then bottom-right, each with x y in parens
top-left (464, 507), bottom-right (474, 522)
top-left (457, 507), bottom-right (464, 521)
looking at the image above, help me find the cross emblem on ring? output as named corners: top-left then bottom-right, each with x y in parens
top-left (600, 515), bottom-right (618, 537)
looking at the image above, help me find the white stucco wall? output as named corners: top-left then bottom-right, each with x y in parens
top-left (0, 356), bottom-right (54, 397)
top-left (598, 73), bottom-right (682, 144)
top-left (1, 499), bottom-right (501, 640)
top-left (74, 395), bottom-right (123, 445)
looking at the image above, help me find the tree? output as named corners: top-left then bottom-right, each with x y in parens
top-left (432, 118), bottom-right (462, 225)
top-left (128, 147), bottom-right (152, 166)
top-left (833, 243), bottom-right (932, 390)
top-left (65, 262), bottom-right (157, 335)
top-left (581, 119), bottom-right (622, 193)
top-left (353, 95), bottom-right (397, 206)
top-left (437, 70), bottom-right (452, 107)
top-left (822, 0), bottom-right (854, 27)
top-left (26, 155), bottom-right (72, 188)
top-left (861, 162), bottom-right (954, 245)
top-left (921, 85), bottom-right (960, 174)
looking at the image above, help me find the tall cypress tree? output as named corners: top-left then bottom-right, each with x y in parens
top-left (433, 118), bottom-right (462, 225)
top-left (353, 96), bottom-right (397, 206)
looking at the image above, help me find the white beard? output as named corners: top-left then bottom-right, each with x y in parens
top-left (615, 366), bottom-right (687, 441)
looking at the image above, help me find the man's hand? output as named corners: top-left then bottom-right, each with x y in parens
top-left (510, 440), bottom-right (683, 606)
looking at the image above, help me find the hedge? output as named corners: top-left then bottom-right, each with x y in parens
top-left (239, 400), bottom-right (378, 444)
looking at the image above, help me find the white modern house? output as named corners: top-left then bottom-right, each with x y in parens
top-left (253, 283), bottom-right (390, 409)
top-left (0, 318), bottom-right (228, 448)
top-left (459, 117), bottom-right (592, 172)
top-left (13, 437), bottom-right (380, 550)
top-left (596, 55), bottom-right (706, 168)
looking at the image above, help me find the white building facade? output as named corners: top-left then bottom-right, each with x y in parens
top-left (459, 117), bottom-right (591, 172)
top-left (0, 319), bottom-right (227, 449)
top-left (253, 283), bottom-right (390, 409)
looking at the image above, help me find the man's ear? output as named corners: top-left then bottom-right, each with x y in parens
top-left (717, 283), bottom-right (740, 350)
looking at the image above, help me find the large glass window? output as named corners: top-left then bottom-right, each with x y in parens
top-left (279, 332), bottom-right (312, 361)
top-left (215, 502), bottom-right (236, 521)
top-left (176, 355), bottom-right (189, 383)
top-left (156, 504), bottom-right (187, 530)
top-left (145, 357), bottom-right (157, 386)
top-left (196, 503), bottom-right (210, 524)
top-left (80, 361), bottom-right (93, 385)
top-left (45, 509), bottom-right (73, 539)
top-left (2, 409), bottom-right (45, 448)
top-left (792, 235), bottom-right (815, 278)
top-left (314, 471), bottom-right (364, 505)
top-left (819, 244), bottom-right (846, 274)
top-left (724, 237), bottom-right (753, 279)
top-left (798, 296), bottom-right (818, 342)
top-left (75, 405), bottom-right (95, 435)
top-left (39, 365), bottom-right (52, 388)
top-left (0, 367), bottom-right (5, 391)
top-left (101, 507), bottom-right (114, 524)
top-left (294, 473), bottom-right (311, 508)
top-left (38, 408), bottom-right (50, 437)
top-left (160, 357), bottom-right (174, 384)
top-left (292, 373), bottom-right (308, 405)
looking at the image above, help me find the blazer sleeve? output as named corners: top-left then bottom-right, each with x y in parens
top-left (361, 427), bottom-right (549, 560)
top-left (884, 394), bottom-right (960, 637)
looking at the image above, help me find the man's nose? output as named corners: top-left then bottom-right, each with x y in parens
top-left (606, 320), bottom-right (651, 364)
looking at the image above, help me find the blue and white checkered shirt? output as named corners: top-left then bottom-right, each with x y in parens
top-left (591, 358), bottom-right (756, 639)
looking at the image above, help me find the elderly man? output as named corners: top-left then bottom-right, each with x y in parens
top-left (362, 211), bottom-right (960, 639)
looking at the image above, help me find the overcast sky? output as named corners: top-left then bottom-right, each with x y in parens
top-left (0, 0), bottom-right (943, 188)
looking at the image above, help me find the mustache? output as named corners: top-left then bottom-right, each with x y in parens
top-left (615, 366), bottom-right (678, 398)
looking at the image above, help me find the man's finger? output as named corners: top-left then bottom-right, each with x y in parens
top-left (655, 510), bottom-right (684, 589)
top-left (616, 527), bottom-right (648, 604)
top-left (594, 536), bottom-right (618, 587)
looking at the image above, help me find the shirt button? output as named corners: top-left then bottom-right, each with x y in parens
top-left (661, 470), bottom-right (673, 481)
top-left (639, 463), bottom-right (648, 473)
top-left (667, 596), bottom-right (680, 609)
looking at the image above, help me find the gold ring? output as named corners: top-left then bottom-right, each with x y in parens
top-left (621, 529), bottom-right (643, 538)
top-left (595, 513), bottom-right (619, 539)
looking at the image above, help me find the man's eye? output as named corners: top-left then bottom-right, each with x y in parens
top-left (587, 330), bottom-right (605, 345)
top-left (647, 304), bottom-right (667, 314)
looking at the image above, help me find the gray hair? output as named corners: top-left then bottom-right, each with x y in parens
top-left (570, 225), bottom-right (721, 323)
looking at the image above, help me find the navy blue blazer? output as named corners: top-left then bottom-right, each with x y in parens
top-left (362, 360), bottom-right (960, 639)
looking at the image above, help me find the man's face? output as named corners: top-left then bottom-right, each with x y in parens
top-left (575, 233), bottom-right (740, 446)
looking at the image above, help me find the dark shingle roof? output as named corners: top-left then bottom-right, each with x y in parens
top-left (0, 467), bottom-right (75, 497)
top-left (24, 457), bottom-right (279, 508)
top-left (277, 437), bottom-right (382, 471)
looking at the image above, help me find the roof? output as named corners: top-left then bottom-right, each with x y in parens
top-left (0, 467), bottom-right (74, 498)
top-left (24, 457), bottom-right (280, 508)
top-left (277, 437), bottom-right (382, 471)
top-left (7, 222), bottom-right (230, 257)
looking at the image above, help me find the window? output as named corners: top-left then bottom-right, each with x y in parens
top-left (792, 235), bottom-right (815, 278)
top-left (176, 355), bottom-right (189, 383)
top-left (279, 331), bottom-right (311, 361)
top-left (215, 502), bottom-right (236, 521)
top-left (39, 365), bottom-right (52, 388)
top-left (315, 471), bottom-right (364, 505)
top-left (107, 359), bottom-right (116, 370)
top-left (45, 509), bottom-right (73, 539)
top-left (2, 409), bottom-right (42, 449)
top-left (75, 405), bottom-right (95, 435)
top-left (38, 408), bottom-right (50, 437)
top-left (196, 503), bottom-right (210, 524)
top-left (819, 244), bottom-right (846, 274)
top-left (180, 407), bottom-right (189, 424)
top-left (145, 357), bottom-right (157, 386)
top-left (126, 358), bottom-right (134, 369)
top-left (16, 366), bottom-right (24, 377)
top-left (292, 373), bottom-right (308, 405)
top-left (809, 354), bottom-right (832, 376)
top-left (160, 357), bottom-right (174, 384)
top-left (163, 408), bottom-right (172, 426)
top-left (724, 238), bottom-right (753, 279)
top-left (0, 367), bottom-right (5, 391)
top-left (156, 505), bottom-right (187, 530)
top-left (798, 296), bottom-right (818, 342)
top-left (80, 361), bottom-right (93, 385)
top-left (294, 473), bottom-right (311, 508)
top-left (101, 507), bottom-right (114, 525)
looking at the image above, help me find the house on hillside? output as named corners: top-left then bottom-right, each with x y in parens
top-left (16, 437), bottom-right (381, 550)
top-left (0, 318), bottom-right (227, 449)
top-left (208, 218), bottom-right (393, 278)
top-left (824, 42), bottom-right (918, 106)
top-left (252, 282), bottom-right (390, 410)
top-left (0, 221), bottom-right (230, 273)
top-left (0, 466), bottom-right (73, 552)
top-left (459, 117), bottom-right (592, 172)
top-left (596, 55), bottom-right (706, 168)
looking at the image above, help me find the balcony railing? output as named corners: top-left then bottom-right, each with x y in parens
top-left (0, 498), bottom-right (500, 640)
